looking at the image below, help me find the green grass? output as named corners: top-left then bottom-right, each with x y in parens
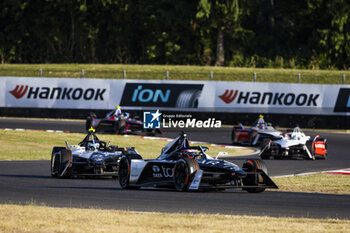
top-left (274, 173), bottom-right (350, 194)
top-left (0, 129), bottom-right (252, 160)
top-left (1, 204), bottom-right (350, 233)
top-left (1, 64), bottom-right (350, 84)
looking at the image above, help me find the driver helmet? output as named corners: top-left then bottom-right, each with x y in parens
top-left (88, 143), bottom-right (98, 151)
top-left (115, 105), bottom-right (122, 115)
top-left (257, 115), bottom-right (265, 129)
top-left (182, 149), bottom-right (197, 158)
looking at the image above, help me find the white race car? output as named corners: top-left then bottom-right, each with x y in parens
top-left (51, 128), bottom-right (141, 178)
top-left (260, 127), bottom-right (327, 160)
top-left (232, 116), bottom-right (282, 146)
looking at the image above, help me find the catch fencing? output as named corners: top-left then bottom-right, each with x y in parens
top-left (0, 68), bottom-right (349, 84)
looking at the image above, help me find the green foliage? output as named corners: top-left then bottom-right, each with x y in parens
top-left (0, 0), bottom-right (350, 69)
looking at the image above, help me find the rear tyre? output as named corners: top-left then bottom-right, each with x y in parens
top-left (173, 158), bottom-right (198, 191)
top-left (231, 128), bottom-right (236, 144)
top-left (242, 159), bottom-right (268, 193)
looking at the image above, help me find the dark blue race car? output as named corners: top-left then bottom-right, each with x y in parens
top-left (118, 132), bottom-right (278, 193)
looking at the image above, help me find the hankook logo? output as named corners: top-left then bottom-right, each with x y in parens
top-left (218, 90), bottom-right (238, 104)
top-left (9, 85), bottom-right (29, 99)
top-left (8, 85), bottom-right (106, 101)
top-left (120, 83), bottom-right (203, 108)
top-left (218, 89), bottom-right (319, 106)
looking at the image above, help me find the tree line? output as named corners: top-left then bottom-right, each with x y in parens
top-left (1, 0), bottom-right (349, 69)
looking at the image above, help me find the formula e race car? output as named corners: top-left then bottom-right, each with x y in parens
top-left (86, 111), bottom-right (163, 136)
top-left (50, 128), bottom-right (141, 178)
top-left (231, 116), bottom-right (282, 146)
top-left (118, 132), bottom-right (278, 193)
top-left (260, 127), bottom-right (327, 160)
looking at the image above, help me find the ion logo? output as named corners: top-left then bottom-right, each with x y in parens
top-left (132, 85), bottom-right (170, 103)
top-left (334, 88), bottom-right (350, 112)
top-left (9, 85), bottom-right (29, 99)
top-left (143, 110), bottom-right (161, 129)
top-left (120, 83), bottom-right (203, 108)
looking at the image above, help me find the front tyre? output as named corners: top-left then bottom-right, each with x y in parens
top-left (173, 158), bottom-right (198, 191)
top-left (51, 147), bottom-right (65, 177)
top-left (51, 148), bottom-right (72, 178)
top-left (118, 157), bottom-right (140, 189)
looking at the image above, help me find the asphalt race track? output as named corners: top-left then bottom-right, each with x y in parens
top-left (1, 118), bottom-right (350, 219)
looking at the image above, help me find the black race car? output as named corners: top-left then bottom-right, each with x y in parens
top-left (51, 128), bottom-right (141, 178)
top-left (86, 111), bottom-right (162, 136)
top-left (118, 132), bottom-right (278, 192)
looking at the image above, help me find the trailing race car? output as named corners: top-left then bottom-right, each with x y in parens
top-left (51, 128), bottom-right (141, 178)
top-left (260, 127), bottom-right (327, 160)
top-left (232, 116), bottom-right (282, 146)
top-left (86, 110), bottom-right (162, 136)
top-left (118, 132), bottom-right (278, 193)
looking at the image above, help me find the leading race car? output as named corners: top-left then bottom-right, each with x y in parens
top-left (86, 110), bottom-right (163, 136)
top-left (232, 116), bottom-right (282, 146)
top-left (118, 132), bottom-right (278, 192)
top-left (51, 128), bottom-right (141, 178)
top-left (260, 126), bottom-right (327, 160)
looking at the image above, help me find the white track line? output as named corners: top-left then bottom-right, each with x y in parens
top-left (272, 168), bottom-right (350, 178)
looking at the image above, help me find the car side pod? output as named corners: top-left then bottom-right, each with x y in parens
top-left (242, 159), bottom-right (278, 193)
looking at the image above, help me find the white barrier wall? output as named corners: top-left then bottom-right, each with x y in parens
top-left (1, 77), bottom-right (349, 115)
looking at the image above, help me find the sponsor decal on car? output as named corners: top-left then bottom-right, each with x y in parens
top-left (314, 143), bottom-right (326, 149)
top-left (152, 165), bottom-right (163, 178)
top-left (162, 166), bottom-right (173, 178)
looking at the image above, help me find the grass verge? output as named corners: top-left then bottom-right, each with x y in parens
top-left (0, 129), bottom-right (252, 160)
top-left (1, 64), bottom-right (349, 83)
top-left (274, 173), bottom-right (350, 195)
top-left (0, 204), bottom-right (349, 233)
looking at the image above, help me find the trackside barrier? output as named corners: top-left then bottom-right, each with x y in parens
top-left (1, 76), bottom-right (350, 129)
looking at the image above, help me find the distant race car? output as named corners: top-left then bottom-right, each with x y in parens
top-left (86, 111), bottom-right (162, 136)
top-left (231, 116), bottom-right (282, 146)
top-left (260, 127), bottom-right (327, 160)
top-left (118, 132), bottom-right (278, 193)
top-left (50, 128), bottom-right (142, 178)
